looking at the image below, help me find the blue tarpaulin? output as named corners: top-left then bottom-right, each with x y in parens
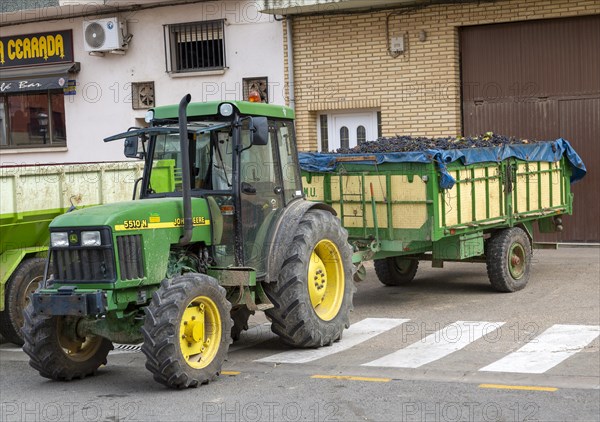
top-left (299, 138), bottom-right (586, 190)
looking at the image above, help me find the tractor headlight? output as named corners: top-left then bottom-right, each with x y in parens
top-left (219, 103), bottom-right (234, 117)
top-left (81, 231), bottom-right (102, 247)
top-left (50, 232), bottom-right (69, 248)
top-left (144, 110), bottom-right (154, 123)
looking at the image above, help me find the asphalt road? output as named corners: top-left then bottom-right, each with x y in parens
top-left (1, 247), bottom-right (599, 422)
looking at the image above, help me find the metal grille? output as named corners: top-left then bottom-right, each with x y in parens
top-left (53, 248), bottom-right (116, 282)
top-left (132, 81), bottom-right (155, 110)
top-left (117, 235), bottom-right (145, 280)
top-left (164, 20), bottom-right (226, 73)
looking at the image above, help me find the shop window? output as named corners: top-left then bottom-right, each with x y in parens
top-left (164, 20), bottom-right (226, 73)
top-left (0, 90), bottom-right (66, 148)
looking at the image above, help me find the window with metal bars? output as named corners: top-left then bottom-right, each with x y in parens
top-left (164, 20), bottom-right (226, 73)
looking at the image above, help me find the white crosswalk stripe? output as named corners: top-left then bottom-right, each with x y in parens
top-left (480, 324), bottom-right (600, 374)
top-left (362, 321), bottom-right (505, 368)
top-left (255, 318), bottom-right (409, 364)
top-left (77, 320), bottom-right (600, 376)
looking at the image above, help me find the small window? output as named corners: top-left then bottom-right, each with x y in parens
top-left (164, 20), bottom-right (226, 73)
top-left (340, 126), bottom-right (349, 149)
top-left (357, 125), bottom-right (366, 144)
top-left (1, 91), bottom-right (66, 148)
top-left (319, 115), bottom-right (328, 151)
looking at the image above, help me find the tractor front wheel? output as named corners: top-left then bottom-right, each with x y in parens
top-left (22, 304), bottom-right (113, 381)
top-left (141, 274), bottom-right (232, 389)
top-left (264, 210), bottom-right (354, 348)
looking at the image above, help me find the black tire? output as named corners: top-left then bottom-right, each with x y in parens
top-left (22, 303), bottom-right (113, 381)
top-left (0, 258), bottom-right (46, 346)
top-left (264, 210), bottom-right (355, 348)
top-left (486, 227), bottom-right (532, 292)
top-left (231, 305), bottom-right (254, 342)
top-left (373, 257), bottom-right (419, 286)
top-left (141, 274), bottom-right (232, 389)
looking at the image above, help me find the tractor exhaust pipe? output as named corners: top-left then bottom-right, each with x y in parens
top-left (178, 93), bottom-right (193, 246)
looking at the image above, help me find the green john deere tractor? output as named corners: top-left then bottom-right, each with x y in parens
top-left (23, 95), bottom-right (355, 388)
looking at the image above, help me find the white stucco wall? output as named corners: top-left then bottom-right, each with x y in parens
top-left (0, 1), bottom-right (285, 165)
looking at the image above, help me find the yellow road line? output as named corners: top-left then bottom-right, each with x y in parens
top-left (479, 383), bottom-right (558, 392)
top-left (311, 374), bottom-right (391, 383)
top-left (221, 371), bottom-right (240, 376)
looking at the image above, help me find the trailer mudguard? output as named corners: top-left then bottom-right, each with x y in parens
top-left (0, 247), bottom-right (47, 311)
top-left (264, 199), bottom-right (337, 284)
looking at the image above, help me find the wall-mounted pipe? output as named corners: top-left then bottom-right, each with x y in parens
top-left (286, 17), bottom-right (296, 110)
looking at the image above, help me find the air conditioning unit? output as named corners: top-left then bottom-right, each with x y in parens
top-left (83, 17), bottom-right (128, 52)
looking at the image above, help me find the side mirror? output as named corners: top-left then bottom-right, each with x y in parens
top-left (124, 136), bottom-right (142, 158)
top-left (251, 117), bottom-right (269, 146)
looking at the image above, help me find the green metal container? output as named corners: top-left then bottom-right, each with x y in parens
top-left (302, 155), bottom-right (573, 263)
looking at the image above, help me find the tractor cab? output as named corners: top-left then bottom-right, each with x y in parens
top-left (105, 100), bottom-right (303, 276)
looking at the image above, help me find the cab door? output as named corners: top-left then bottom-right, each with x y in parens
top-left (239, 122), bottom-right (284, 275)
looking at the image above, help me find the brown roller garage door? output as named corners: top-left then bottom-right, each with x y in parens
top-left (461, 15), bottom-right (600, 242)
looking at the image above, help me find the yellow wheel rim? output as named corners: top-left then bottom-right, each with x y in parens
top-left (57, 318), bottom-right (103, 362)
top-left (179, 295), bottom-right (222, 369)
top-left (308, 239), bottom-right (345, 321)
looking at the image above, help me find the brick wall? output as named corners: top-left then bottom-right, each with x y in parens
top-left (286, 0), bottom-right (600, 150)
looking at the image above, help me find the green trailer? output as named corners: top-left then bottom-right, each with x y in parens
top-left (300, 141), bottom-right (585, 291)
top-left (0, 162), bottom-right (143, 344)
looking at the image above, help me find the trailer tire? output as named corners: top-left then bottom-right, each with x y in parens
top-left (264, 210), bottom-right (354, 348)
top-left (22, 303), bottom-right (113, 381)
top-left (141, 274), bottom-right (232, 389)
top-left (0, 258), bottom-right (46, 346)
top-left (486, 227), bottom-right (532, 292)
top-left (374, 257), bottom-right (419, 286)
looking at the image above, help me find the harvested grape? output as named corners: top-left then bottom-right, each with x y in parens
top-left (332, 133), bottom-right (540, 154)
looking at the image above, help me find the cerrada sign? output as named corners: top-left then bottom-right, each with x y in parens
top-left (0, 30), bottom-right (74, 68)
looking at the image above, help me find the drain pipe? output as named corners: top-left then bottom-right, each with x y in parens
top-left (178, 93), bottom-right (193, 245)
top-left (286, 17), bottom-right (296, 110)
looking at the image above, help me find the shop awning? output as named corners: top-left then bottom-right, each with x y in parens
top-left (0, 62), bottom-right (80, 93)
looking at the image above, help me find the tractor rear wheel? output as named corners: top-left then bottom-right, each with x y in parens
top-left (0, 258), bottom-right (46, 346)
top-left (141, 274), bottom-right (232, 389)
top-left (374, 257), bottom-right (419, 286)
top-left (22, 303), bottom-right (113, 381)
top-left (486, 227), bottom-right (532, 292)
top-left (264, 210), bottom-right (354, 348)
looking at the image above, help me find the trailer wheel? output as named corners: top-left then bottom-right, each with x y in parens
top-left (231, 305), bottom-right (254, 342)
top-left (141, 274), bottom-right (232, 389)
top-left (486, 227), bottom-right (532, 292)
top-left (22, 304), bottom-right (113, 381)
top-left (0, 258), bottom-right (46, 346)
top-left (374, 257), bottom-right (419, 286)
top-left (264, 210), bottom-right (354, 348)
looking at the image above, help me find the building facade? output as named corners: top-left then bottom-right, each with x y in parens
top-left (0, 0), bottom-right (285, 165)
top-left (263, 0), bottom-right (599, 242)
